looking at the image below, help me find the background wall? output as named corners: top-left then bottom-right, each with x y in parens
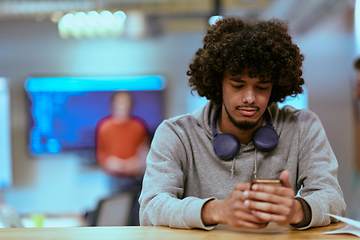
top-left (0, 3), bottom-right (359, 219)
top-left (0, 18), bottom-right (206, 215)
top-left (295, 10), bottom-right (357, 219)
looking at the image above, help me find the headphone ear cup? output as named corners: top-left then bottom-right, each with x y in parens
top-left (213, 133), bottom-right (240, 160)
top-left (253, 125), bottom-right (278, 152)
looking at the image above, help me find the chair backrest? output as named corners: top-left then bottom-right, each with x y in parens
top-left (92, 190), bottom-right (139, 226)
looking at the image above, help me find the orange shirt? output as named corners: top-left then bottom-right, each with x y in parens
top-left (95, 116), bottom-right (148, 167)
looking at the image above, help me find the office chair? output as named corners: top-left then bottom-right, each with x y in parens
top-left (89, 189), bottom-right (140, 226)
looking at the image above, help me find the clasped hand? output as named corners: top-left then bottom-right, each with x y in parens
top-left (104, 155), bottom-right (141, 175)
top-left (202, 170), bottom-right (303, 229)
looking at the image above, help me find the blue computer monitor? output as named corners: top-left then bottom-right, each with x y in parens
top-left (24, 76), bottom-right (166, 156)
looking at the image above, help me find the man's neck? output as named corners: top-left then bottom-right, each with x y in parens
top-left (112, 115), bottom-right (130, 124)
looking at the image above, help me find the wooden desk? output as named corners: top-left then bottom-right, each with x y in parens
top-left (0, 222), bottom-right (356, 240)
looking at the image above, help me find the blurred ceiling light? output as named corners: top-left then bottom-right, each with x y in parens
top-left (114, 11), bottom-right (126, 25)
top-left (58, 10), bottom-right (127, 39)
top-left (87, 11), bottom-right (101, 27)
top-left (74, 12), bottom-right (87, 27)
top-left (208, 15), bottom-right (223, 26)
top-left (100, 10), bottom-right (115, 27)
top-left (61, 13), bottom-right (75, 28)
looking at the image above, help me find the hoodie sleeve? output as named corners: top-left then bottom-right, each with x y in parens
top-left (295, 110), bottom-right (347, 229)
top-left (138, 119), bottom-right (215, 230)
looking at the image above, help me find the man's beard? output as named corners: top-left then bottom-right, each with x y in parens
top-left (223, 104), bottom-right (262, 131)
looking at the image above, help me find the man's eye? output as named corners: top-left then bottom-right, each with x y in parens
top-left (232, 85), bottom-right (244, 89)
top-left (257, 86), bottom-right (268, 90)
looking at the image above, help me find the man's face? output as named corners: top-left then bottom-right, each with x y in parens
top-left (111, 93), bottom-right (132, 119)
top-left (221, 69), bottom-right (273, 131)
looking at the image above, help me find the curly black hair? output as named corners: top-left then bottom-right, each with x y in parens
top-left (187, 17), bottom-right (305, 105)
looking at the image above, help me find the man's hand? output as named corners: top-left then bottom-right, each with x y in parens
top-left (201, 182), bottom-right (269, 229)
top-left (243, 170), bottom-right (304, 226)
top-left (104, 155), bottom-right (126, 173)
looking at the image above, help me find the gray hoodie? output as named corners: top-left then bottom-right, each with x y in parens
top-left (139, 101), bottom-right (346, 230)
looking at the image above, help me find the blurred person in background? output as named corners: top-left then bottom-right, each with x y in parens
top-left (96, 91), bottom-right (149, 194)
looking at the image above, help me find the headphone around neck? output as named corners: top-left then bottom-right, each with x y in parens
top-left (211, 107), bottom-right (278, 160)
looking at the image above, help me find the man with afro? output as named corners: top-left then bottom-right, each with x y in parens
top-left (139, 17), bottom-right (346, 230)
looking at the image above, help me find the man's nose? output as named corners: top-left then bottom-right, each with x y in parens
top-left (242, 89), bottom-right (255, 104)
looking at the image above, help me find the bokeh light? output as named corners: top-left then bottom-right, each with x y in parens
top-left (58, 10), bottom-right (127, 39)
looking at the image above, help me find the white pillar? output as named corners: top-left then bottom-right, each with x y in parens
top-left (355, 0), bottom-right (360, 55)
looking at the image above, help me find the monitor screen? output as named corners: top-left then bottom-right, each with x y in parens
top-left (24, 76), bottom-right (166, 159)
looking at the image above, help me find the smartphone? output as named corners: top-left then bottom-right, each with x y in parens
top-left (250, 179), bottom-right (283, 189)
